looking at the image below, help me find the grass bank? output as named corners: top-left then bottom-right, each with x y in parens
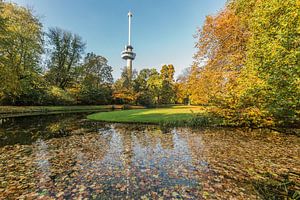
top-left (0, 105), bottom-right (144, 118)
top-left (87, 106), bottom-right (220, 127)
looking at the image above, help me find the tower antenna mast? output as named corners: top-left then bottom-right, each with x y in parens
top-left (128, 11), bottom-right (132, 45)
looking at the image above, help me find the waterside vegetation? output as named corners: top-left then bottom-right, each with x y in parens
top-left (0, 105), bottom-right (144, 118)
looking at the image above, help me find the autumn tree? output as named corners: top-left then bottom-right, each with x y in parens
top-left (45, 27), bottom-right (85, 89)
top-left (193, 2), bottom-right (252, 103)
top-left (0, 1), bottom-right (6, 97)
top-left (189, 0), bottom-right (299, 127)
top-left (176, 67), bottom-right (192, 104)
top-left (113, 67), bottom-right (137, 104)
top-left (0, 2), bottom-right (44, 105)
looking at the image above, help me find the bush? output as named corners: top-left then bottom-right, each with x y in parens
top-left (78, 86), bottom-right (112, 105)
top-left (160, 113), bottom-right (222, 129)
top-left (45, 86), bottom-right (76, 105)
top-left (136, 91), bottom-right (154, 106)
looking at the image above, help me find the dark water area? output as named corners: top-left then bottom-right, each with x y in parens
top-left (0, 113), bottom-right (299, 199)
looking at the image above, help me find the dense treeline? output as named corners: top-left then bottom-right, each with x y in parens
top-left (178, 0), bottom-right (300, 127)
top-left (0, 2), bottom-right (113, 105)
top-left (113, 64), bottom-right (177, 106)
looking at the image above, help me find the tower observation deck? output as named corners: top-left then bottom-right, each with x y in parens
top-left (121, 12), bottom-right (136, 79)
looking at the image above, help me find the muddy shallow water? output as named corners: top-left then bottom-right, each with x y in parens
top-left (0, 113), bottom-right (299, 199)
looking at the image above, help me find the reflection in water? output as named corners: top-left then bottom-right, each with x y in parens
top-left (34, 139), bottom-right (52, 193)
top-left (0, 114), bottom-right (89, 147)
top-left (101, 126), bottom-right (124, 168)
top-left (0, 113), bottom-right (299, 199)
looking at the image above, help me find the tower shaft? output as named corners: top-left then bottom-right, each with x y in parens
top-left (127, 59), bottom-right (132, 80)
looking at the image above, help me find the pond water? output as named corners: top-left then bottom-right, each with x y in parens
top-left (0, 113), bottom-right (299, 199)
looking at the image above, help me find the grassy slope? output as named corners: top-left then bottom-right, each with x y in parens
top-left (87, 106), bottom-right (204, 124)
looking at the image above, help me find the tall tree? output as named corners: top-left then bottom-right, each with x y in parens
top-left (113, 67), bottom-right (137, 104)
top-left (134, 68), bottom-right (159, 105)
top-left (78, 52), bottom-right (113, 104)
top-left (161, 64), bottom-right (175, 82)
top-left (160, 64), bottom-right (176, 104)
top-left (0, 2), bottom-right (43, 104)
top-left (81, 52), bottom-right (113, 86)
top-left (176, 67), bottom-right (192, 104)
top-left (45, 27), bottom-right (85, 89)
top-left (134, 68), bottom-right (158, 92)
top-left (147, 69), bottom-right (162, 105)
top-left (192, 4), bottom-right (250, 105)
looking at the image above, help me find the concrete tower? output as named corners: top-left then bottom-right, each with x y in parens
top-left (121, 11), bottom-right (136, 80)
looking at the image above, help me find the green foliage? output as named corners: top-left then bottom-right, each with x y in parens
top-left (134, 68), bottom-right (158, 106)
top-left (160, 65), bottom-right (176, 104)
top-left (245, 0), bottom-right (300, 126)
top-left (146, 70), bottom-right (162, 104)
top-left (77, 52), bottom-right (113, 104)
top-left (160, 80), bottom-right (175, 104)
top-left (134, 68), bottom-right (156, 92)
top-left (160, 114), bottom-right (216, 129)
top-left (46, 86), bottom-right (76, 105)
top-left (79, 86), bottom-right (112, 105)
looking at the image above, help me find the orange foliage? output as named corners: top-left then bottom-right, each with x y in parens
top-left (189, 6), bottom-right (250, 106)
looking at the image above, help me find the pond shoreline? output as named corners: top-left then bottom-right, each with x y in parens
top-left (87, 106), bottom-right (300, 136)
top-left (88, 119), bottom-right (300, 136)
top-left (0, 105), bottom-right (144, 118)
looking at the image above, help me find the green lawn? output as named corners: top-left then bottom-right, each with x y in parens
top-left (87, 106), bottom-right (205, 124)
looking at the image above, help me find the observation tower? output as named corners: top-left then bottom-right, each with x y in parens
top-left (121, 11), bottom-right (136, 80)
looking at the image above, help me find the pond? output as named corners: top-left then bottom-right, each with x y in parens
top-left (0, 113), bottom-right (299, 199)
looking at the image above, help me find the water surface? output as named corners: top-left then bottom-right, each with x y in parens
top-left (0, 113), bottom-right (299, 199)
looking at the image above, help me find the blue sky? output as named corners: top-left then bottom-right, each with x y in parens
top-left (10, 0), bottom-right (226, 79)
